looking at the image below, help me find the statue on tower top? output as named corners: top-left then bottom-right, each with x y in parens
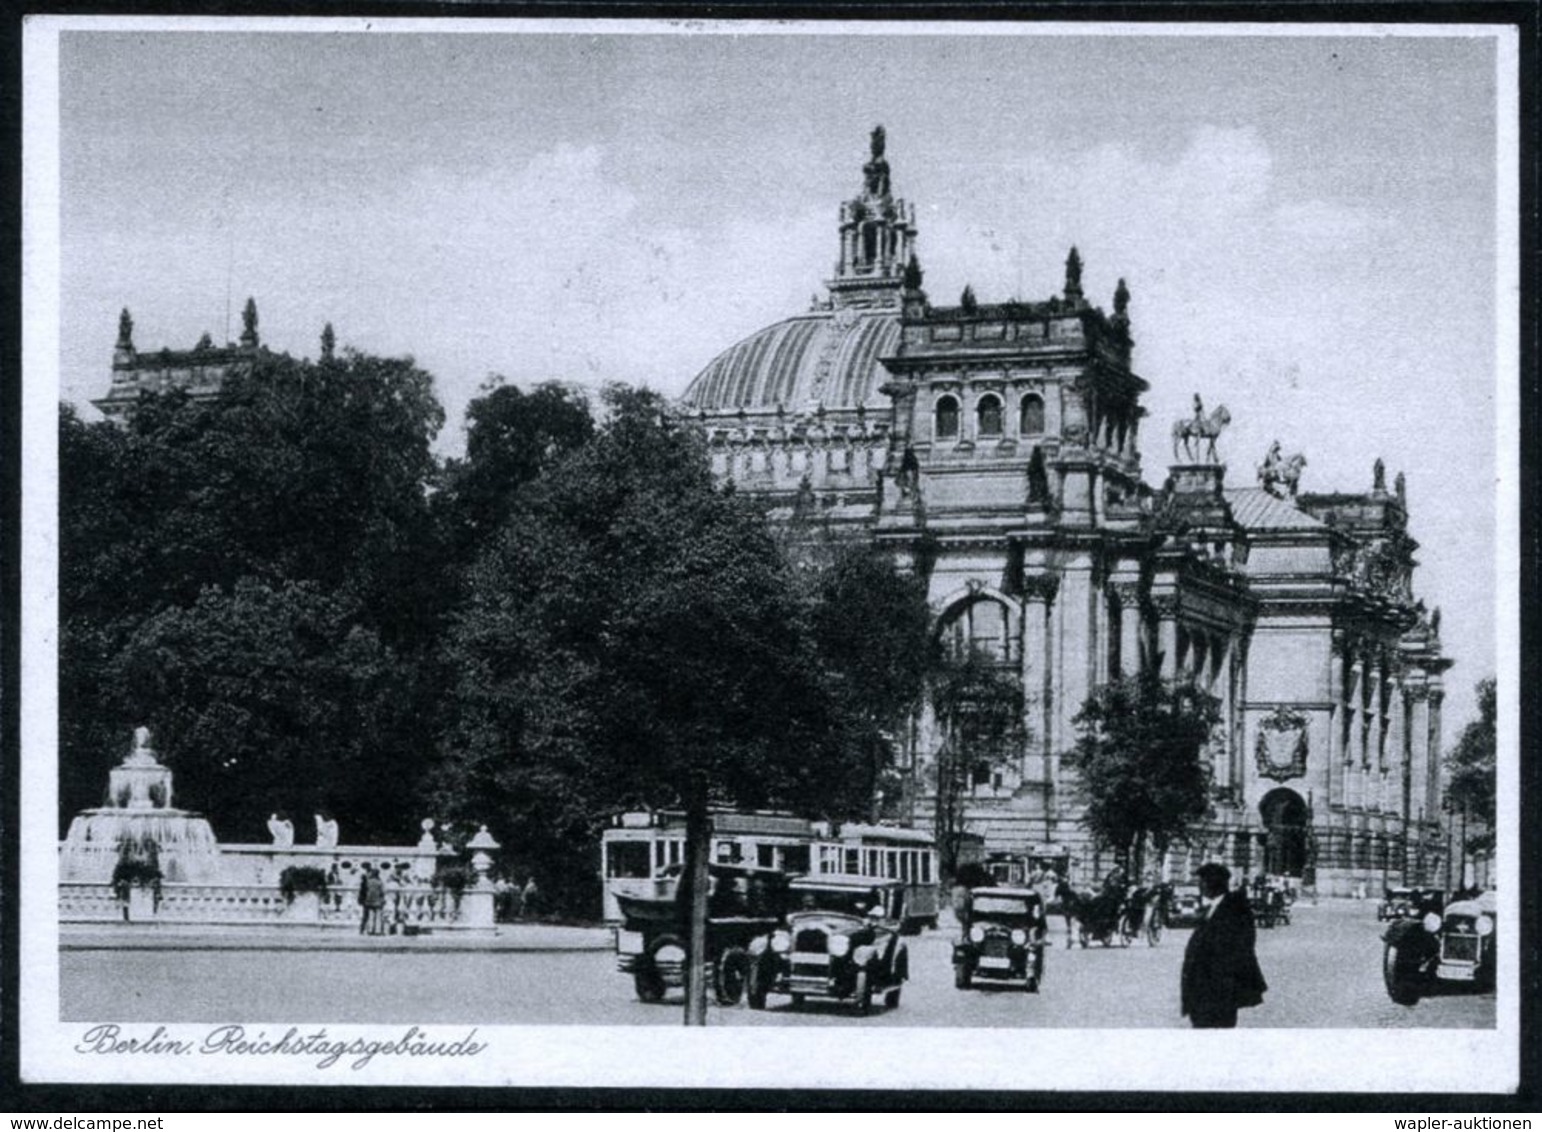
top-left (240, 297), bottom-right (259, 348)
top-left (863, 125), bottom-right (891, 198)
top-left (117, 308), bottom-right (134, 350)
top-left (1064, 246), bottom-right (1084, 304)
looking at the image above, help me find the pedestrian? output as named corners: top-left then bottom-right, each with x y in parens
top-left (357, 865), bottom-right (373, 935)
top-left (362, 864), bottom-right (387, 936)
top-left (1181, 862), bottom-right (1268, 1029)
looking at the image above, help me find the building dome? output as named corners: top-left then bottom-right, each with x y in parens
top-left (680, 309), bottom-right (901, 415)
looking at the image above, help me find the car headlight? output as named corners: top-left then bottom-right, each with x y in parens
top-left (1476, 915), bottom-right (1495, 937)
top-left (1422, 912), bottom-right (1442, 934)
top-left (969, 925), bottom-right (985, 943)
top-left (829, 935), bottom-right (851, 957)
top-left (770, 930), bottom-right (790, 953)
top-left (1010, 929), bottom-right (1028, 946)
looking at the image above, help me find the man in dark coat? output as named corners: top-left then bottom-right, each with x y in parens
top-left (1181, 862), bottom-right (1268, 1028)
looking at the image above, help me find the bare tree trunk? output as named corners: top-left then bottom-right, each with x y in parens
top-left (683, 796), bottom-right (711, 1027)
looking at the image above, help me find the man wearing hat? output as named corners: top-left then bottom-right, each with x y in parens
top-left (1181, 862), bottom-right (1268, 1028)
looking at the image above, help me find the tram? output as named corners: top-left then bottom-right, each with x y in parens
top-left (600, 811), bottom-right (940, 931)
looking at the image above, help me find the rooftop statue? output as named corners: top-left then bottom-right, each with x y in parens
top-left (267, 813), bottom-right (294, 848)
top-left (862, 125), bottom-right (891, 198)
top-left (1257, 440), bottom-right (1307, 499)
top-left (315, 813), bottom-right (339, 848)
top-left (1172, 395), bottom-right (1231, 463)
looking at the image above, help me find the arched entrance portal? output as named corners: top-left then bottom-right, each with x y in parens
top-left (1258, 788), bottom-right (1309, 878)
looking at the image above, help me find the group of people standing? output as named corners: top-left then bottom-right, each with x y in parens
top-left (352, 866), bottom-right (544, 934)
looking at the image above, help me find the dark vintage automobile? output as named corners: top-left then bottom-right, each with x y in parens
top-left (613, 863), bottom-right (789, 1005)
top-left (1167, 882), bottom-right (1205, 928)
top-left (1382, 889), bottom-right (1496, 1005)
top-left (1377, 886), bottom-right (1443, 923)
top-left (952, 887), bottom-right (1047, 991)
top-left (746, 876), bottom-right (909, 1014)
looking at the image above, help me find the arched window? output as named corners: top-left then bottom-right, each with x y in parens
top-left (940, 597), bottom-right (1009, 662)
top-left (935, 395), bottom-right (960, 440)
top-left (1019, 393), bottom-right (1045, 435)
top-left (977, 394), bottom-right (1003, 437)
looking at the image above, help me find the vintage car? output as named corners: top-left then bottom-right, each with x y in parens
top-left (746, 876), bottom-right (909, 1014)
top-left (1167, 882), bottom-right (1205, 928)
top-left (1382, 889), bottom-right (1496, 1005)
top-left (613, 863), bottom-right (789, 1005)
top-left (952, 886), bottom-right (1047, 991)
top-left (1377, 886), bottom-right (1443, 923)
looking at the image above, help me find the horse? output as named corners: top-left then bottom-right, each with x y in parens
top-left (1278, 452), bottom-right (1307, 496)
top-left (1051, 880), bottom-right (1084, 949)
top-left (1171, 404), bottom-right (1231, 462)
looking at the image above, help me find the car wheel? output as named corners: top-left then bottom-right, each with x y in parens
top-left (791, 993), bottom-right (806, 1008)
top-left (715, 947), bottom-right (749, 1006)
top-left (745, 959), bottom-right (768, 1010)
top-left (954, 963), bottom-right (972, 990)
top-left (633, 966), bottom-right (666, 1004)
top-left (1383, 942), bottom-right (1422, 1006)
top-left (885, 985), bottom-right (902, 1009)
top-left (1025, 976), bottom-right (1039, 993)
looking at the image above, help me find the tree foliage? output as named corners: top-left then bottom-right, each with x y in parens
top-left (1067, 673), bottom-right (1221, 873)
top-left (59, 349), bottom-right (445, 837)
top-left (928, 646), bottom-right (1024, 878)
top-left (429, 387), bottom-right (886, 914)
top-left (1445, 677), bottom-right (1496, 850)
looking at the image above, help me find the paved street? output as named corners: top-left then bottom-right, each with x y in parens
top-left (61, 899), bottom-right (1493, 1028)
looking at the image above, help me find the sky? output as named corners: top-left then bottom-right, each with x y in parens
top-left (50, 23), bottom-right (1508, 740)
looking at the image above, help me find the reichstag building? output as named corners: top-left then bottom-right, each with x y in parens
top-left (679, 128), bottom-right (1451, 896)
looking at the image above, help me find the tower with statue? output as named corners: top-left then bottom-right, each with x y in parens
top-left (678, 127), bottom-right (1451, 895)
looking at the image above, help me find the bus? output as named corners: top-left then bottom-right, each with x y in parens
top-left (600, 811), bottom-right (940, 931)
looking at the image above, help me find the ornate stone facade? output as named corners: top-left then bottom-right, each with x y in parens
top-left (94, 298), bottom-right (273, 424)
top-left (679, 130), bottom-right (1453, 894)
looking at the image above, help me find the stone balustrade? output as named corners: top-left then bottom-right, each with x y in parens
top-left (60, 879), bottom-right (490, 932)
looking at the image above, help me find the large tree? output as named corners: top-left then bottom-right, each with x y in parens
top-left (433, 379), bottom-right (595, 578)
top-left (1067, 673), bottom-right (1222, 877)
top-left (1445, 677), bottom-right (1496, 853)
top-left (59, 348), bottom-right (445, 835)
top-left (431, 387), bottom-right (877, 1022)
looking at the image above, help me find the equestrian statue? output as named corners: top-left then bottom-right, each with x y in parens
top-left (1172, 394), bottom-right (1231, 463)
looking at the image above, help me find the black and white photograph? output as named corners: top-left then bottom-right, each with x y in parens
top-left (18, 16), bottom-right (1522, 1093)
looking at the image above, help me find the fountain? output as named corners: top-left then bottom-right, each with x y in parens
top-left (59, 727), bottom-right (225, 883)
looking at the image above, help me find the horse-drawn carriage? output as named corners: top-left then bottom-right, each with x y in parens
top-left (1249, 878), bottom-right (1294, 929)
top-left (1059, 880), bottom-right (1168, 948)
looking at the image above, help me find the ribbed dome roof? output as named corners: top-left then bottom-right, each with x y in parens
top-left (681, 310), bottom-right (901, 413)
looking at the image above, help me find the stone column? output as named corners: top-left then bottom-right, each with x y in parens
top-left (1407, 684), bottom-right (1432, 822)
top-left (1022, 574), bottom-right (1059, 796)
top-left (1151, 595), bottom-right (1179, 680)
top-left (1109, 581), bottom-right (1142, 678)
top-left (1385, 678), bottom-right (1405, 818)
top-left (1345, 653), bottom-right (1364, 809)
top-left (1327, 633), bottom-right (1345, 808)
top-left (1427, 684), bottom-right (1445, 820)
top-left (1365, 663), bottom-right (1383, 811)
